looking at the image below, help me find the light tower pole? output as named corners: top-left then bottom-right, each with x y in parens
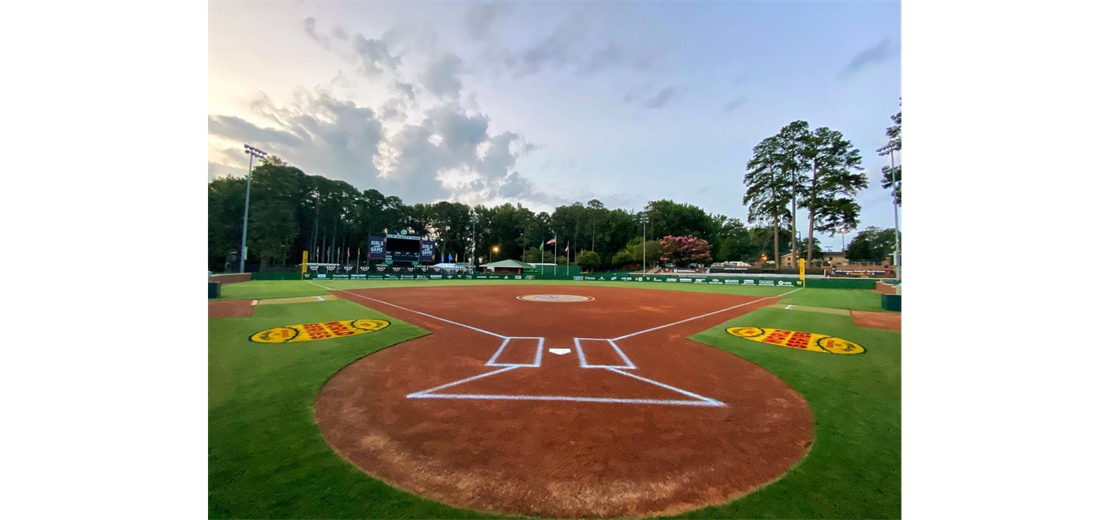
top-left (638, 214), bottom-right (649, 281)
top-left (239, 144), bottom-right (268, 273)
top-left (878, 143), bottom-right (901, 281)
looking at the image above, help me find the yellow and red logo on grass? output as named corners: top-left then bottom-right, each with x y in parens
top-left (250, 319), bottom-right (390, 344)
top-left (726, 326), bottom-right (865, 355)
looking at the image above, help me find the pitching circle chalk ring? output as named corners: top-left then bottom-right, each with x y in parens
top-left (516, 294), bottom-right (595, 303)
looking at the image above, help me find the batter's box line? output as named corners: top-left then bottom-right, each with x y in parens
top-left (574, 338), bottom-right (636, 370)
top-left (487, 337), bottom-right (546, 367)
top-left (406, 366), bottom-right (724, 408)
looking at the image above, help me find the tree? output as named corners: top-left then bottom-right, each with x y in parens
top-left (777, 121), bottom-right (811, 263)
top-left (658, 235), bottom-right (713, 267)
top-left (879, 105), bottom-right (901, 205)
top-left (245, 163), bottom-right (304, 268)
top-left (611, 250), bottom-right (635, 268)
top-left (845, 227), bottom-right (897, 264)
top-left (743, 136), bottom-right (791, 268)
top-left (844, 236), bottom-right (873, 263)
top-left (575, 251), bottom-right (602, 272)
top-left (715, 218), bottom-right (756, 262)
top-left (801, 127), bottom-right (868, 263)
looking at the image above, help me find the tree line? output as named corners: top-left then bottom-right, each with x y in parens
top-left (208, 165), bottom-right (804, 272)
top-left (208, 107), bottom-right (901, 272)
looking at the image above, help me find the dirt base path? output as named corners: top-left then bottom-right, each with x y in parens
top-left (315, 285), bottom-right (813, 518)
top-left (851, 309), bottom-right (902, 331)
top-left (208, 299), bottom-right (254, 318)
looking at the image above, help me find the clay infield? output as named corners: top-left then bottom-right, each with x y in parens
top-left (314, 285), bottom-right (814, 518)
top-left (208, 299), bottom-right (254, 318)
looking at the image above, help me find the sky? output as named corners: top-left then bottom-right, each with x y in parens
top-left (208, 0), bottom-right (901, 248)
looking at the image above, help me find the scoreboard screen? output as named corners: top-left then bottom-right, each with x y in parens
top-left (368, 233), bottom-right (434, 265)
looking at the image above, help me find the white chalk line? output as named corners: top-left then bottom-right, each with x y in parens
top-left (306, 280), bottom-right (506, 339)
top-left (605, 367), bottom-right (723, 406)
top-left (407, 394), bottom-right (723, 407)
top-left (574, 338), bottom-right (636, 369)
top-left (487, 337), bottom-right (546, 367)
top-left (310, 280), bottom-right (800, 408)
top-left (406, 366), bottom-right (520, 397)
top-left (611, 287), bottom-right (800, 341)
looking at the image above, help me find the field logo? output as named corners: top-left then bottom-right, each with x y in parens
top-left (250, 319), bottom-right (390, 344)
top-left (726, 326), bottom-right (865, 355)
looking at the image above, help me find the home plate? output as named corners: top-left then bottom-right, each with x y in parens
top-left (549, 348), bottom-right (571, 355)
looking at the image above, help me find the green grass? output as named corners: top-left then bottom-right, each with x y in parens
top-left (781, 287), bottom-right (891, 312)
top-left (679, 307), bottom-right (901, 519)
top-left (210, 284), bottom-right (900, 518)
top-left (218, 280), bottom-right (336, 301)
top-left (220, 279), bottom-right (802, 301)
top-left (209, 300), bottom-right (492, 519)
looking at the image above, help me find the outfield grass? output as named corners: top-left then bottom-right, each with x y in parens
top-left (681, 307), bottom-right (901, 519)
top-left (209, 300), bottom-right (491, 519)
top-left (220, 279), bottom-right (813, 302)
top-left (210, 284), bottom-right (899, 518)
top-left (780, 287), bottom-right (893, 312)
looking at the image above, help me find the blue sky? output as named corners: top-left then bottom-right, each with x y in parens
top-left (208, 1), bottom-right (901, 247)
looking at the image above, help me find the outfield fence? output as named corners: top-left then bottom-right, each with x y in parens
top-left (258, 266), bottom-right (878, 289)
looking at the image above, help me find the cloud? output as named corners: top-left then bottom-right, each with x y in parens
top-left (509, 14), bottom-right (588, 78)
top-left (212, 91), bottom-right (545, 204)
top-left (331, 26), bottom-right (349, 41)
top-left (377, 97), bottom-right (408, 122)
top-left (352, 33), bottom-right (400, 76)
top-left (210, 91), bottom-right (384, 187)
top-left (723, 96), bottom-right (748, 113)
top-left (394, 81), bottom-right (416, 100)
top-left (579, 43), bottom-right (657, 76)
top-left (622, 83), bottom-right (654, 104)
top-left (421, 52), bottom-right (465, 98)
top-left (644, 86), bottom-right (681, 109)
top-left (208, 115), bottom-right (304, 147)
top-left (466, 2), bottom-right (515, 40)
top-left (839, 38), bottom-right (894, 79)
top-left (303, 17), bottom-right (330, 49)
top-left (377, 103), bottom-right (542, 203)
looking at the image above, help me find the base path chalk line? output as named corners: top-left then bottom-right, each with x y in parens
top-left (308, 280), bottom-right (795, 407)
top-left (609, 287), bottom-right (800, 341)
top-left (306, 280), bottom-right (507, 339)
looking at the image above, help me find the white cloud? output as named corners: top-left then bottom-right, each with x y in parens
top-left (421, 53), bottom-right (465, 98)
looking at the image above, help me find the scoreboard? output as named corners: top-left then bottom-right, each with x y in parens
top-left (367, 233), bottom-right (434, 265)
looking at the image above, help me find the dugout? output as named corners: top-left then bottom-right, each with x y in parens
top-left (480, 259), bottom-right (533, 275)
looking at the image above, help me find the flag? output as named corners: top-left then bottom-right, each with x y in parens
top-left (448, 253), bottom-right (453, 262)
top-left (546, 238), bottom-right (556, 245)
top-left (565, 244), bottom-right (569, 252)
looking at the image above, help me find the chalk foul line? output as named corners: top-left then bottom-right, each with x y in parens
top-left (305, 280), bottom-right (507, 339)
top-left (309, 280), bottom-right (799, 408)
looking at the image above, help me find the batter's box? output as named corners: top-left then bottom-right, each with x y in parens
top-left (486, 337), bottom-right (546, 367)
top-left (574, 338), bottom-right (636, 370)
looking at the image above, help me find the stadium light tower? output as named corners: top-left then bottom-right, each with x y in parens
top-left (239, 144), bottom-right (268, 273)
top-left (877, 142), bottom-right (901, 281)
